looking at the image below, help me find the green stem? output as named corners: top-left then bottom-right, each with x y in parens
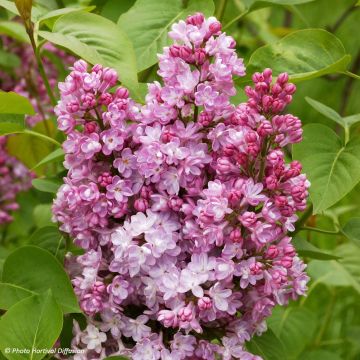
top-left (223, 10), bottom-right (248, 30)
top-left (344, 71), bottom-right (360, 80)
top-left (301, 226), bottom-right (339, 235)
top-left (23, 130), bottom-right (61, 147)
top-left (215, 0), bottom-right (228, 22)
top-left (27, 28), bottom-right (57, 107)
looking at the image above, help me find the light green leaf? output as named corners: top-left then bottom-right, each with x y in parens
top-left (1, 245), bottom-right (80, 313)
top-left (32, 178), bottom-right (62, 193)
top-left (0, 20), bottom-right (29, 42)
top-left (32, 148), bottom-right (64, 169)
top-left (248, 29), bottom-right (351, 82)
top-left (342, 218), bottom-right (360, 247)
top-left (0, 291), bottom-right (63, 360)
top-left (0, 0), bottom-right (41, 20)
top-left (267, 307), bottom-right (317, 358)
top-left (33, 204), bottom-right (53, 229)
top-left (246, 328), bottom-right (286, 360)
top-left (36, 6), bottom-right (95, 30)
top-left (39, 11), bottom-right (138, 92)
top-left (307, 243), bottom-right (360, 294)
top-left (343, 113), bottom-right (360, 127)
top-left (293, 237), bottom-right (340, 260)
top-left (0, 91), bottom-right (35, 115)
top-left (292, 124), bottom-right (360, 214)
top-left (305, 97), bottom-right (344, 127)
top-left (0, 114), bottom-right (25, 135)
top-left (118, 0), bottom-right (214, 72)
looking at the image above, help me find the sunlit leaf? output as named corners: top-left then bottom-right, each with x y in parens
top-left (118, 0), bottom-right (215, 72)
top-left (248, 29), bottom-right (351, 82)
top-left (0, 291), bottom-right (63, 360)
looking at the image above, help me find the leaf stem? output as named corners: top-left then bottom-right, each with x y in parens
top-left (293, 203), bottom-right (313, 235)
top-left (223, 10), bottom-right (248, 30)
top-left (300, 226), bottom-right (340, 235)
top-left (215, 0), bottom-right (228, 22)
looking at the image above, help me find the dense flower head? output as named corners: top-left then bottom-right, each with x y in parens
top-left (0, 35), bottom-right (75, 126)
top-left (0, 137), bottom-right (33, 224)
top-left (53, 13), bottom-right (310, 360)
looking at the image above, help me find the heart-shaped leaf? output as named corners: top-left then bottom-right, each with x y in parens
top-left (248, 29), bottom-right (351, 82)
top-left (0, 291), bottom-right (63, 360)
top-left (267, 307), bottom-right (318, 358)
top-left (1, 246), bottom-right (80, 313)
top-left (118, 0), bottom-right (214, 72)
top-left (39, 12), bottom-right (138, 93)
top-left (293, 124), bottom-right (360, 214)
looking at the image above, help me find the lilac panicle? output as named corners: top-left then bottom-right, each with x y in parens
top-left (53, 13), bottom-right (310, 360)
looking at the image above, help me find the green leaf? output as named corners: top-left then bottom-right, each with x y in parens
top-left (36, 6), bottom-right (96, 30)
top-left (246, 328), bottom-right (287, 360)
top-left (342, 218), bottom-right (360, 247)
top-left (33, 204), bottom-right (53, 228)
top-left (245, 0), bottom-right (315, 11)
top-left (0, 114), bottom-right (25, 135)
top-left (28, 226), bottom-right (65, 260)
top-left (39, 11), bottom-right (138, 91)
top-left (32, 148), bottom-right (64, 169)
top-left (301, 350), bottom-right (342, 360)
top-left (292, 124), bottom-right (360, 214)
top-left (0, 92), bottom-right (35, 135)
top-left (343, 113), bottom-right (360, 127)
top-left (32, 178), bottom-right (61, 193)
top-left (0, 0), bottom-right (41, 20)
top-left (6, 132), bottom-right (53, 171)
top-left (305, 97), bottom-right (344, 127)
top-left (0, 20), bottom-right (29, 42)
top-left (0, 291), bottom-right (63, 360)
top-left (307, 243), bottom-right (360, 294)
top-left (267, 307), bottom-right (318, 358)
top-left (293, 237), bottom-right (340, 260)
top-left (101, 0), bottom-right (135, 22)
top-left (0, 91), bottom-right (35, 114)
top-left (118, 0), bottom-right (215, 72)
top-left (1, 245), bottom-right (80, 313)
top-left (0, 48), bottom-right (21, 68)
top-left (0, 283), bottom-right (35, 310)
top-left (248, 29), bottom-right (351, 82)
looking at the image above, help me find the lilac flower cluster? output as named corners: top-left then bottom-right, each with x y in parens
top-left (53, 13), bottom-right (310, 360)
top-left (0, 36), bottom-right (74, 126)
top-left (0, 137), bottom-right (33, 224)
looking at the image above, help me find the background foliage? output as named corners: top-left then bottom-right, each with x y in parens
top-left (0, 0), bottom-right (360, 359)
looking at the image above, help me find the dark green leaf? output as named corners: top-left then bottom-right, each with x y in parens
top-left (293, 237), bottom-right (341, 260)
top-left (292, 124), bottom-right (360, 214)
top-left (248, 29), bottom-right (351, 82)
top-left (118, 0), bottom-right (214, 72)
top-left (0, 291), bottom-right (63, 360)
top-left (0, 48), bottom-right (21, 68)
top-left (101, 0), bottom-right (135, 22)
top-left (28, 226), bottom-right (65, 260)
top-left (246, 328), bottom-right (287, 360)
top-left (2, 245), bottom-right (80, 313)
